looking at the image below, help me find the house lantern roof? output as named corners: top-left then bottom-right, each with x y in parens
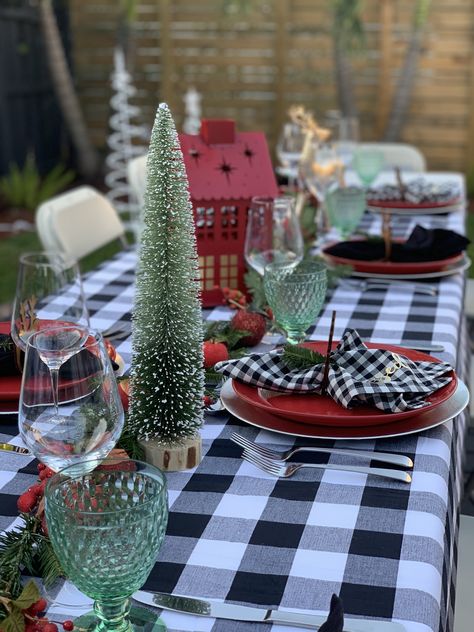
top-left (179, 119), bottom-right (279, 201)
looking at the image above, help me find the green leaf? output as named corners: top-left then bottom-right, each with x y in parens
top-left (11, 580), bottom-right (40, 611)
top-left (1, 607), bottom-right (24, 632)
top-left (281, 344), bottom-right (328, 371)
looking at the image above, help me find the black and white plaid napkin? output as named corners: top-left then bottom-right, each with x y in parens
top-left (215, 329), bottom-right (454, 413)
top-left (367, 178), bottom-right (460, 204)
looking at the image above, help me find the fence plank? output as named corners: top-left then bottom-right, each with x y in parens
top-left (68, 0), bottom-right (474, 171)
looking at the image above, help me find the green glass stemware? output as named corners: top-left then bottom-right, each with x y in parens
top-left (45, 460), bottom-right (169, 632)
top-left (326, 186), bottom-right (366, 239)
top-left (263, 261), bottom-right (327, 344)
top-left (353, 147), bottom-right (384, 188)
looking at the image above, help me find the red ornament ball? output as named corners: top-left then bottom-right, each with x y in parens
top-left (203, 341), bottom-right (229, 368)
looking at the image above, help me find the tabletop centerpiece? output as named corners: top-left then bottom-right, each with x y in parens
top-left (127, 103), bottom-right (204, 471)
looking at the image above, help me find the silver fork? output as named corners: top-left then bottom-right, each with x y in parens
top-left (242, 450), bottom-right (412, 483)
top-left (341, 279), bottom-right (437, 296)
top-left (231, 432), bottom-right (413, 468)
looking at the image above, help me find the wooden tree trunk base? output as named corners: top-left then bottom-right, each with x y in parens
top-left (139, 435), bottom-right (202, 472)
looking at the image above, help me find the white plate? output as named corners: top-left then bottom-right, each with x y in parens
top-left (350, 255), bottom-right (471, 280)
top-left (220, 378), bottom-right (469, 440)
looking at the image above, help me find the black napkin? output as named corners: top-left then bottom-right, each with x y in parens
top-left (320, 594), bottom-right (344, 632)
top-left (324, 225), bottom-right (469, 263)
top-left (0, 334), bottom-right (19, 377)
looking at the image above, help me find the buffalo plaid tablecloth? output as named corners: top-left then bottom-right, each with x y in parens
top-left (0, 173), bottom-right (470, 632)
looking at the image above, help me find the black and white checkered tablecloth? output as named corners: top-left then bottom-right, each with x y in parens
top-left (0, 173), bottom-right (469, 632)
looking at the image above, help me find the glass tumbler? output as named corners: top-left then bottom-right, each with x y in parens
top-left (263, 261), bottom-right (327, 344)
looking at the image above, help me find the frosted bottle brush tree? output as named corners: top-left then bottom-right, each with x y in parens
top-left (128, 103), bottom-right (204, 450)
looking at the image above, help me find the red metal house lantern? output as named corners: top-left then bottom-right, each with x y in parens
top-left (179, 119), bottom-right (279, 308)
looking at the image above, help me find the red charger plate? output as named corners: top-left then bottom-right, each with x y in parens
top-left (232, 341), bottom-right (457, 427)
top-left (0, 322), bottom-right (121, 407)
top-left (222, 378), bottom-right (468, 441)
top-left (322, 242), bottom-right (463, 275)
top-left (367, 196), bottom-right (461, 210)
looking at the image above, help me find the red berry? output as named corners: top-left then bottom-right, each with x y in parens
top-left (202, 341), bottom-right (229, 368)
top-left (39, 467), bottom-right (54, 481)
top-left (203, 395), bottom-right (212, 407)
top-left (230, 310), bottom-right (266, 347)
top-left (29, 484), bottom-right (43, 498)
top-left (43, 624), bottom-right (58, 632)
top-left (17, 491), bottom-right (38, 513)
top-left (63, 622), bottom-right (74, 631)
top-left (30, 598), bottom-right (47, 615)
top-left (37, 463), bottom-right (46, 471)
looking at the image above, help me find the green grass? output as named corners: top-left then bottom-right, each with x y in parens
top-left (0, 232), bottom-right (125, 307)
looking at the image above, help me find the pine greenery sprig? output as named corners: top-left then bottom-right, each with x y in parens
top-left (0, 514), bottom-right (62, 599)
top-left (204, 321), bottom-right (252, 350)
top-left (281, 344), bottom-right (329, 371)
top-left (116, 421), bottom-right (144, 461)
top-left (36, 539), bottom-right (63, 589)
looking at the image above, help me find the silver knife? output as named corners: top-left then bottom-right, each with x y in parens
top-left (133, 590), bottom-right (406, 632)
top-left (366, 341), bottom-right (444, 353)
top-left (0, 443), bottom-right (30, 455)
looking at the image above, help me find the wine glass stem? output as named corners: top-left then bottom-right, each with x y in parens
top-left (94, 597), bottom-right (132, 632)
top-left (49, 367), bottom-right (60, 415)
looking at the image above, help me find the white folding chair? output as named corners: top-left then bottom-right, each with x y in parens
top-left (35, 186), bottom-right (127, 261)
top-left (127, 154), bottom-right (148, 209)
top-left (358, 142), bottom-right (426, 172)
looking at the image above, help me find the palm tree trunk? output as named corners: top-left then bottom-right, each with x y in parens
top-left (382, 30), bottom-right (423, 141)
top-left (382, 0), bottom-right (431, 141)
top-left (39, 0), bottom-right (100, 178)
top-left (334, 36), bottom-right (358, 119)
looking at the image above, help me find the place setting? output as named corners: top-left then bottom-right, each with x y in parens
top-left (366, 175), bottom-right (463, 215)
top-left (322, 223), bottom-right (471, 280)
top-left (212, 251), bottom-right (469, 449)
top-left (0, 253), bottom-right (124, 418)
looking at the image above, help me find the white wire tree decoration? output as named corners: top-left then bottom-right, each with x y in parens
top-left (105, 47), bottom-right (149, 240)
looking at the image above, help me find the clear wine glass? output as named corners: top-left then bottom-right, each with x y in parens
top-left (45, 459), bottom-right (168, 632)
top-left (11, 252), bottom-right (90, 351)
top-left (335, 116), bottom-right (359, 168)
top-left (300, 142), bottom-right (342, 243)
top-left (19, 327), bottom-right (124, 475)
top-left (244, 196), bottom-right (304, 276)
top-left (276, 123), bottom-right (306, 189)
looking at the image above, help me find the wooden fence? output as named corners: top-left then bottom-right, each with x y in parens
top-left (69, 0), bottom-right (474, 172)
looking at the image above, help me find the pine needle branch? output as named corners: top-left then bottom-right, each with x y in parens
top-left (281, 345), bottom-right (328, 371)
top-left (36, 539), bottom-right (63, 589)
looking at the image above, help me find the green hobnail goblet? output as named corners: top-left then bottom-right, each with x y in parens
top-left (263, 261), bottom-right (327, 344)
top-left (353, 147), bottom-right (384, 189)
top-left (326, 186), bottom-right (366, 239)
top-left (45, 459), bottom-right (169, 632)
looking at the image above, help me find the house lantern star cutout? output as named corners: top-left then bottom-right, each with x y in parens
top-left (179, 119), bottom-right (278, 307)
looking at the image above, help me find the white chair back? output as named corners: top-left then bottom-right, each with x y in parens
top-left (358, 143), bottom-right (426, 172)
top-left (36, 186), bottom-right (126, 261)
